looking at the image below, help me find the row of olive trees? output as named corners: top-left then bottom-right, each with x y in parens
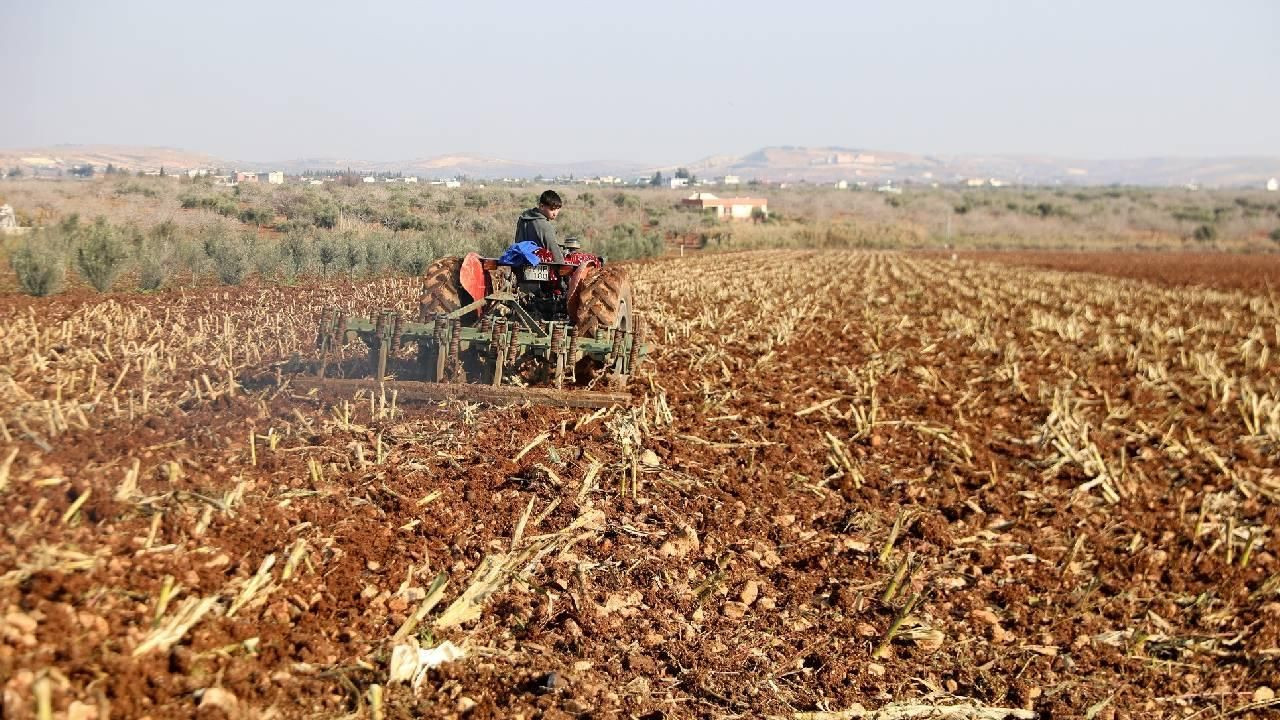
top-left (8, 215), bottom-right (132, 296)
top-left (6, 213), bottom-right (635, 296)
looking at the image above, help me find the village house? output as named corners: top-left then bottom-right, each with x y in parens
top-left (260, 171), bottom-right (284, 185)
top-left (233, 171), bottom-right (259, 184)
top-left (681, 192), bottom-right (768, 220)
top-left (722, 175), bottom-right (741, 186)
top-left (1267, 177), bottom-right (1278, 192)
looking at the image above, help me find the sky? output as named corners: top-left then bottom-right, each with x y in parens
top-left (3, 0), bottom-right (1278, 164)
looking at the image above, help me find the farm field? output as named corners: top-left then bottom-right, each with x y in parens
top-left (935, 250), bottom-right (1280, 293)
top-left (2, 250), bottom-right (1279, 719)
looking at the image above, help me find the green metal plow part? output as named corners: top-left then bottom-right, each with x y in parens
top-left (315, 303), bottom-right (648, 395)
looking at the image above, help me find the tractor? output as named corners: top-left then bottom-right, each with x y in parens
top-left (313, 241), bottom-right (646, 408)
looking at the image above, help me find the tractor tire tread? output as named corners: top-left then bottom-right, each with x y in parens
top-left (419, 256), bottom-right (465, 320)
top-left (572, 265), bottom-right (632, 339)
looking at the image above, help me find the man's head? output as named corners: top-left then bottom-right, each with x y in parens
top-left (538, 189), bottom-right (563, 220)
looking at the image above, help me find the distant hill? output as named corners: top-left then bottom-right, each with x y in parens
top-left (0, 144), bottom-right (222, 173)
top-left (238, 154), bottom-right (652, 181)
top-left (2, 144), bottom-right (1277, 187)
top-left (674, 146), bottom-right (1280, 187)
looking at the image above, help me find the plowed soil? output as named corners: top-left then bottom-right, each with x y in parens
top-left (2, 251), bottom-right (1278, 720)
top-left (925, 250), bottom-right (1280, 293)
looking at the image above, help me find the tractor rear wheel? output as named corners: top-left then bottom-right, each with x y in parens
top-left (571, 265), bottom-right (632, 339)
top-left (571, 265), bottom-right (634, 385)
top-left (417, 256), bottom-right (469, 381)
top-left (418, 256), bottom-right (465, 320)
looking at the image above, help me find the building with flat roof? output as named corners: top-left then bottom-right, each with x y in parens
top-left (681, 192), bottom-right (768, 220)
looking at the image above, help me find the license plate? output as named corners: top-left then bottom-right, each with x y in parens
top-left (523, 266), bottom-right (551, 281)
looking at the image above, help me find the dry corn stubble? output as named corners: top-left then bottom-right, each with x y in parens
top-left (0, 249), bottom-right (1277, 718)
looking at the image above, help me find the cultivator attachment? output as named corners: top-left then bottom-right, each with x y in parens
top-left (308, 303), bottom-right (647, 409)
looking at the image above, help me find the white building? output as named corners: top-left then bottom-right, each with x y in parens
top-left (681, 192), bottom-right (768, 220)
top-left (261, 171), bottom-right (284, 185)
top-left (362, 176), bottom-right (377, 183)
top-left (1267, 177), bottom-right (1278, 191)
top-left (722, 175), bottom-right (740, 186)
top-left (670, 177), bottom-right (689, 189)
top-left (404, 176), bottom-right (418, 183)
top-left (834, 180), bottom-right (848, 190)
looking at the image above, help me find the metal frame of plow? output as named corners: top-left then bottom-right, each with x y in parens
top-left (315, 303), bottom-right (646, 409)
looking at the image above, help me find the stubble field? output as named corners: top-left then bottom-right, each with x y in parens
top-left (1, 250), bottom-right (1278, 719)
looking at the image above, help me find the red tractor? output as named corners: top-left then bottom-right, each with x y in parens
top-left (419, 243), bottom-right (633, 346)
top-left (315, 242), bottom-right (645, 406)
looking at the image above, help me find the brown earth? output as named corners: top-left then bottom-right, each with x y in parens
top-left (1, 251), bottom-right (1279, 719)
top-left (921, 249), bottom-right (1280, 293)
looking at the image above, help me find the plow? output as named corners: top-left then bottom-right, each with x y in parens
top-left (304, 244), bottom-right (648, 409)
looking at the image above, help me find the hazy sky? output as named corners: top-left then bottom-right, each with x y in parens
top-left (4, 0), bottom-right (1277, 163)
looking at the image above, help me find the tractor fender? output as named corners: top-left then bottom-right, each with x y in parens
top-left (566, 261), bottom-right (600, 317)
top-left (460, 252), bottom-right (487, 305)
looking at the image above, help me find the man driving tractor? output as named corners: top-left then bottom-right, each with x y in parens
top-left (514, 189), bottom-right (565, 263)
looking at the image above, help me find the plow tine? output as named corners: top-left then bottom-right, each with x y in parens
top-left (552, 323), bottom-right (567, 390)
top-left (491, 320), bottom-right (507, 387)
top-left (316, 308), bottom-right (334, 379)
top-left (506, 326), bottom-right (520, 366)
top-left (390, 312), bottom-right (403, 353)
top-left (609, 328), bottom-right (625, 373)
top-left (433, 313), bottom-right (448, 382)
top-left (568, 328), bottom-right (581, 384)
top-left (448, 318), bottom-right (463, 381)
top-left (371, 312), bottom-right (387, 381)
top-left (376, 311), bottom-right (393, 382)
top-left (628, 316), bottom-right (646, 376)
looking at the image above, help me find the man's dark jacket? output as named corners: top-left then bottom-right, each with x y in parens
top-left (514, 207), bottom-right (564, 263)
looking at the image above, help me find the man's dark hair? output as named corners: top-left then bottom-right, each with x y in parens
top-left (538, 190), bottom-right (563, 209)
